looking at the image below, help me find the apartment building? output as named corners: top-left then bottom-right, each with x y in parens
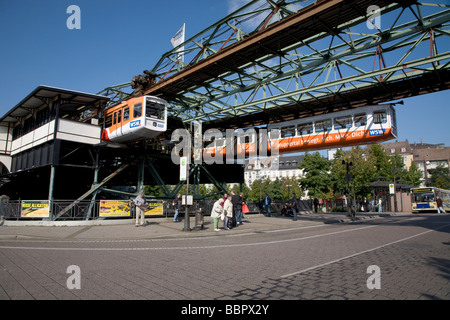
top-left (381, 140), bottom-right (450, 186)
top-left (244, 155), bottom-right (305, 186)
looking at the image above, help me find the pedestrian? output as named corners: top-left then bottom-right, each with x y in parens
top-left (241, 194), bottom-right (249, 220)
top-left (378, 198), bottom-right (382, 212)
top-left (290, 193), bottom-right (298, 221)
top-left (363, 197), bottom-right (369, 212)
top-left (237, 192), bottom-right (245, 224)
top-left (223, 195), bottom-right (233, 230)
top-left (436, 196), bottom-right (445, 213)
top-left (134, 192), bottom-right (147, 227)
top-left (211, 198), bottom-right (224, 231)
top-left (0, 195), bottom-right (8, 220)
top-left (221, 193), bottom-right (228, 207)
top-left (231, 190), bottom-right (241, 227)
top-left (313, 197), bottom-right (319, 213)
top-left (263, 193), bottom-right (272, 217)
top-left (173, 193), bottom-right (182, 222)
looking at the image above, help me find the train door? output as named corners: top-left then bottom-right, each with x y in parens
top-left (129, 102), bottom-right (143, 135)
top-left (389, 106), bottom-right (398, 138)
top-left (121, 106), bottom-right (130, 137)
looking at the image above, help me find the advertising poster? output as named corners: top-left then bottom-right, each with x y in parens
top-left (144, 201), bottom-right (164, 216)
top-left (99, 200), bottom-right (131, 217)
top-left (21, 200), bottom-right (50, 218)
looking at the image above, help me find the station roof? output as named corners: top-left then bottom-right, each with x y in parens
top-left (0, 85), bottom-right (110, 125)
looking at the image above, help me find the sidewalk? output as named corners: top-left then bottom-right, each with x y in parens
top-left (0, 212), bottom-right (412, 241)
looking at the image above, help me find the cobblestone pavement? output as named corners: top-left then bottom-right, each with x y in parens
top-left (0, 213), bottom-right (449, 307)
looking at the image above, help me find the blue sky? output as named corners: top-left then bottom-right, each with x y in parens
top-left (0, 0), bottom-right (449, 147)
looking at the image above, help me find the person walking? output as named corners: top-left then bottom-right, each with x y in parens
top-left (231, 190), bottom-right (240, 227)
top-left (263, 193), bottom-right (272, 217)
top-left (290, 193), bottom-right (298, 221)
top-left (223, 195), bottom-right (233, 230)
top-left (378, 198), bottom-right (383, 213)
top-left (436, 196), bottom-right (445, 213)
top-left (211, 198), bottom-right (224, 231)
top-left (173, 193), bottom-right (182, 222)
top-left (238, 192), bottom-right (245, 224)
top-left (134, 192), bottom-right (147, 227)
top-left (313, 197), bottom-right (319, 213)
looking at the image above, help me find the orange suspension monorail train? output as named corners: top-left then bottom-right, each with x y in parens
top-left (101, 99), bottom-right (397, 156)
top-left (201, 104), bottom-right (397, 157)
top-left (101, 95), bottom-right (168, 143)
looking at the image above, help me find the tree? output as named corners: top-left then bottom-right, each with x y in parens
top-left (406, 161), bottom-right (422, 187)
top-left (298, 152), bottom-right (332, 198)
top-left (330, 148), bottom-right (348, 197)
top-left (367, 144), bottom-right (391, 180)
top-left (268, 177), bottom-right (284, 200)
top-left (330, 147), bottom-right (377, 199)
top-left (281, 177), bottom-right (303, 201)
top-left (427, 164), bottom-right (450, 189)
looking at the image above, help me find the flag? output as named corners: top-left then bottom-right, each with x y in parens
top-left (171, 23), bottom-right (185, 63)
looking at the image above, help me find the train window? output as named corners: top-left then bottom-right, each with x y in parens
top-left (281, 126), bottom-right (295, 138)
top-left (298, 123), bottom-right (313, 135)
top-left (133, 103), bottom-right (142, 118)
top-left (105, 115), bottom-right (113, 128)
top-left (373, 111), bottom-right (387, 124)
top-left (315, 119), bottom-right (332, 133)
top-left (334, 116), bottom-right (352, 129)
top-left (354, 113), bottom-right (367, 127)
top-left (146, 101), bottom-right (165, 120)
top-left (113, 112), bottom-right (117, 125)
top-left (123, 107), bottom-right (129, 121)
top-left (117, 110), bottom-right (121, 123)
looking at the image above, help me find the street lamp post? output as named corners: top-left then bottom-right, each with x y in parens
top-left (391, 167), bottom-right (398, 213)
top-left (286, 184), bottom-right (292, 200)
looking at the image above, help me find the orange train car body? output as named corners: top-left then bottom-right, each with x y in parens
top-left (101, 95), bottom-right (168, 143)
top-left (201, 104), bottom-right (397, 157)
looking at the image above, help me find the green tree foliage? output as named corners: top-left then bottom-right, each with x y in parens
top-left (298, 152), bottom-right (332, 198)
top-left (406, 161), bottom-right (422, 187)
top-left (427, 164), bottom-right (450, 189)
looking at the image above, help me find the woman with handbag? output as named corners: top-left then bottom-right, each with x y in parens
top-left (210, 198), bottom-right (224, 231)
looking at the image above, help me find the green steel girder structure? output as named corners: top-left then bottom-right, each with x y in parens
top-left (137, 0), bottom-right (449, 130)
top-left (99, 1), bottom-right (449, 130)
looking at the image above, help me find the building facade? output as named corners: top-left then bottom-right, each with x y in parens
top-left (381, 140), bottom-right (450, 186)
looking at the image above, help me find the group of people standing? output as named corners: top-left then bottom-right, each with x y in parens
top-left (210, 190), bottom-right (246, 231)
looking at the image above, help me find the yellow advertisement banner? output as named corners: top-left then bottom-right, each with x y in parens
top-left (99, 200), bottom-right (131, 217)
top-left (144, 201), bottom-right (164, 216)
top-left (21, 200), bottom-right (50, 218)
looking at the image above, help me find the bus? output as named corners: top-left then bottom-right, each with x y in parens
top-left (411, 187), bottom-right (450, 213)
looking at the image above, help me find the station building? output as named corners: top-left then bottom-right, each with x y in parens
top-left (0, 86), bottom-right (110, 200)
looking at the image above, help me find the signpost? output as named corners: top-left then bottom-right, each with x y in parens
top-left (180, 156), bottom-right (190, 231)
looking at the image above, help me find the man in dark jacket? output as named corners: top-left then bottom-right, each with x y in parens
top-left (290, 193), bottom-right (298, 221)
top-left (231, 190), bottom-right (242, 227)
top-left (263, 193), bottom-right (272, 217)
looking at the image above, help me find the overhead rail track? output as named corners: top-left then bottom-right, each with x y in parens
top-left (99, 0), bottom-right (449, 131)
